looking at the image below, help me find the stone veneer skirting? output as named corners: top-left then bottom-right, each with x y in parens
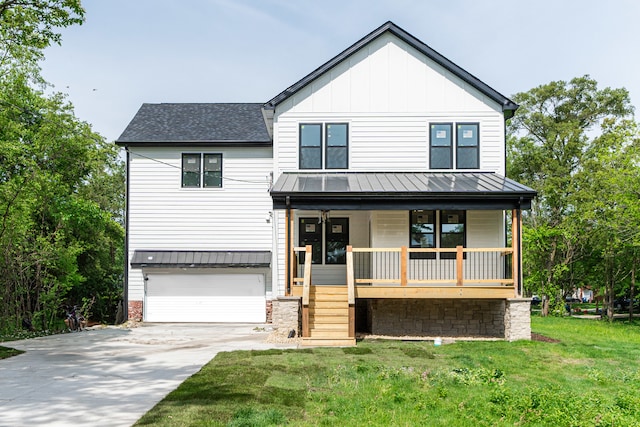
top-left (504, 298), bottom-right (532, 341)
top-left (271, 297), bottom-right (301, 336)
top-left (370, 299), bottom-right (506, 337)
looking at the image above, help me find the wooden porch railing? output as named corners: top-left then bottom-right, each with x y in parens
top-left (291, 246), bottom-right (514, 289)
top-left (351, 246), bottom-right (515, 289)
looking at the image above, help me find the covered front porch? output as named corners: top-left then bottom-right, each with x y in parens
top-left (270, 172), bottom-right (536, 345)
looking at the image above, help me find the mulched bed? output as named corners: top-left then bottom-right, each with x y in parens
top-left (531, 333), bottom-right (561, 343)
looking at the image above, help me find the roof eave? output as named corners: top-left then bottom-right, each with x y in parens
top-left (115, 140), bottom-right (273, 147)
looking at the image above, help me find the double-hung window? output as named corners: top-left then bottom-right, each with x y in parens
top-left (429, 122), bottom-right (479, 169)
top-left (299, 123), bottom-right (348, 169)
top-left (440, 210), bottom-right (466, 259)
top-left (456, 124), bottom-right (479, 169)
top-left (181, 153), bottom-right (222, 188)
top-left (409, 210), bottom-right (466, 259)
top-left (410, 210), bottom-right (436, 259)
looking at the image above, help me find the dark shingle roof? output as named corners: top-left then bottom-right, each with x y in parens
top-left (130, 250), bottom-right (271, 268)
top-left (116, 103), bottom-right (271, 146)
top-left (265, 21), bottom-right (518, 116)
top-left (270, 172), bottom-right (536, 210)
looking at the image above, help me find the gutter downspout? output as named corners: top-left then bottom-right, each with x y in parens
top-left (123, 147), bottom-right (130, 320)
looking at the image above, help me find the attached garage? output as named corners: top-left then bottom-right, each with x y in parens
top-left (131, 250), bottom-right (271, 323)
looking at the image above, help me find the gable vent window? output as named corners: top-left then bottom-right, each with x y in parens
top-left (181, 153), bottom-right (222, 188)
top-left (429, 122), bottom-right (479, 170)
top-left (299, 123), bottom-right (348, 170)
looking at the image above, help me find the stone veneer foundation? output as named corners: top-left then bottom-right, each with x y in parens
top-left (271, 297), bottom-right (301, 337)
top-left (367, 298), bottom-right (531, 340)
top-left (504, 298), bottom-right (532, 341)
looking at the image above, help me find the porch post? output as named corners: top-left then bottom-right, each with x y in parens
top-left (285, 207), bottom-right (291, 296)
top-left (456, 245), bottom-right (464, 286)
top-left (512, 209), bottom-right (522, 297)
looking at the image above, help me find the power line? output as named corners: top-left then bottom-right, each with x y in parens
top-left (127, 150), bottom-right (271, 185)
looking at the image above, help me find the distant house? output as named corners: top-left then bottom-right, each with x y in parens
top-left (116, 21), bottom-right (536, 345)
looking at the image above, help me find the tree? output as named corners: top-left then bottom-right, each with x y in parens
top-left (0, 1), bottom-right (125, 331)
top-left (0, 0), bottom-right (84, 76)
top-left (572, 119), bottom-right (640, 320)
top-left (508, 76), bottom-right (635, 316)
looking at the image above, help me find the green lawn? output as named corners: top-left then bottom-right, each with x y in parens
top-left (135, 317), bottom-right (640, 426)
top-left (0, 345), bottom-right (23, 359)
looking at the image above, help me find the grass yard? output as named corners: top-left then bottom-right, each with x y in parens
top-left (0, 346), bottom-right (23, 359)
top-left (136, 317), bottom-right (640, 426)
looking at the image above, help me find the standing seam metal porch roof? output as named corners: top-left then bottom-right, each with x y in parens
top-left (270, 172), bottom-right (536, 210)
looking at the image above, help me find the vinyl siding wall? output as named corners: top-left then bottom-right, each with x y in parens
top-left (127, 146), bottom-right (273, 301)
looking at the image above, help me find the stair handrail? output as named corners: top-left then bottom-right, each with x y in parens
top-left (302, 245), bottom-right (312, 337)
top-left (302, 245), bottom-right (312, 307)
top-left (346, 245), bottom-right (355, 338)
top-left (346, 245), bottom-right (355, 306)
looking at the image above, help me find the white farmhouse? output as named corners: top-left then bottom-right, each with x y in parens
top-left (116, 22), bottom-right (536, 345)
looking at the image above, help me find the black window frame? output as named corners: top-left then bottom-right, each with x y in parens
top-left (181, 153), bottom-right (223, 188)
top-left (203, 153), bottom-right (223, 188)
top-left (298, 217), bottom-right (323, 264)
top-left (182, 153), bottom-right (202, 188)
top-left (325, 123), bottom-right (349, 170)
top-left (299, 123), bottom-right (323, 170)
top-left (299, 122), bottom-right (349, 170)
top-left (409, 210), bottom-right (436, 259)
top-left (456, 123), bottom-right (479, 169)
top-left (298, 216), bottom-right (349, 265)
top-left (325, 218), bottom-right (349, 264)
top-left (439, 210), bottom-right (466, 259)
top-left (409, 210), bottom-right (467, 260)
top-left (429, 123), bottom-right (453, 169)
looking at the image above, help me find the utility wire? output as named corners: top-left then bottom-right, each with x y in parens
top-left (128, 150), bottom-right (271, 185)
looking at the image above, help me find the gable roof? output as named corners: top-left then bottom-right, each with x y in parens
top-left (115, 103), bottom-right (272, 146)
top-left (264, 21), bottom-right (518, 116)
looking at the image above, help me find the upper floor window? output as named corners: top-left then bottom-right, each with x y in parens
top-left (181, 153), bottom-right (222, 188)
top-left (299, 123), bottom-right (348, 169)
top-left (429, 123), bottom-right (479, 169)
top-left (456, 124), bottom-right (479, 169)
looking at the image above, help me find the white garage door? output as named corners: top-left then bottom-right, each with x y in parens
top-left (145, 272), bottom-right (266, 322)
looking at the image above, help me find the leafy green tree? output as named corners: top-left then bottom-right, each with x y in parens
top-left (0, 0), bottom-right (125, 331)
top-left (572, 119), bottom-right (640, 320)
top-left (0, 0), bottom-right (84, 76)
top-left (508, 76), bottom-right (635, 315)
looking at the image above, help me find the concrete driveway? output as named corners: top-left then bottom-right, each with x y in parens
top-left (0, 323), bottom-right (294, 427)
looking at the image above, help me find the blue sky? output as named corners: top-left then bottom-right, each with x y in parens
top-left (41, 0), bottom-right (640, 142)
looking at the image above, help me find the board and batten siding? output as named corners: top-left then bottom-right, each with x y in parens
top-left (127, 146), bottom-right (274, 301)
top-left (272, 32), bottom-right (506, 175)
